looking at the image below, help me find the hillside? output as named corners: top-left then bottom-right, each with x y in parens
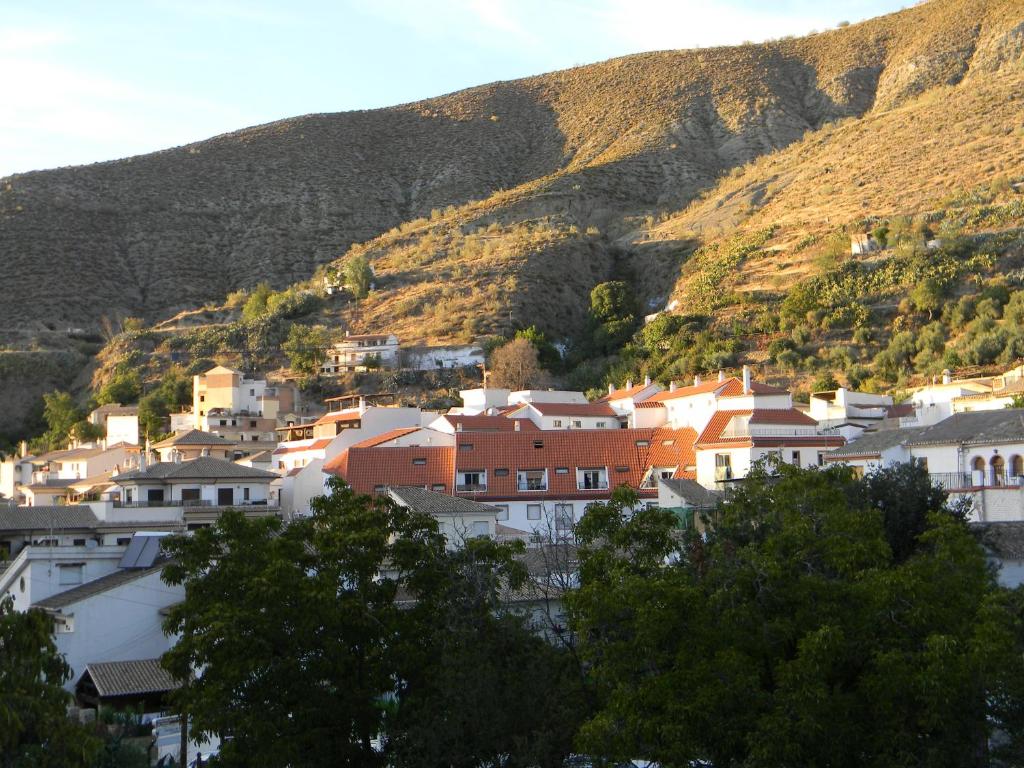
top-left (4, 0), bottom-right (1024, 442)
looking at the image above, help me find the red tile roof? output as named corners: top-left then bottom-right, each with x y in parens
top-left (314, 410), bottom-right (362, 426)
top-left (696, 409), bottom-right (843, 448)
top-left (325, 446), bottom-right (454, 494)
top-left (349, 427), bottom-right (425, 449)
top-left (525, 402), bottom-right (618, 417)
top-left (648, 427), bottom-right (698, 477)
top-left (748, 408), bottom-right (818, 426)
top-left (596, 382), bottom-right (658, 403)
top-left (272, 437), bottom-right (334, 456)
top-left (634, 401), bottom-right (666, 409)
top-left (697, 410), bottom-right (752, 446)
top-left (440, 414), bottom-right (537, 432)
top-left (649, 377), bottom-right (790, 402)
top-left (647, 379), bottom-right (731, 402)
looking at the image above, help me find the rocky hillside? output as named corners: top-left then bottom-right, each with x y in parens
top-left (4, 0), bottom-right (1024, 443)
top-left (3, 0), bottom-right (1020, 334)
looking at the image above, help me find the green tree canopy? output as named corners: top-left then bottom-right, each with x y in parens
top-left (344, 255), bottom-right (373, 300)
top-left (0, 596), bottom-right (101, 767)
top-left (94, 370), bottom-right (142, 407)
top-left (569, 463), bottom-right (1024, 767)
top-left (589, 280), bottom-right (636, 324)
top-left (514, 325), bottom-right (561, 370)
top-left (282, 323), bottom-right (330, 377)
top-left (240, 282), bottom-right (273, 322)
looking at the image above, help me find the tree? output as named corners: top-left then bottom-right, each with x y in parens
top-left (388, 537), bottom-right (586, 768)
top-left (344, 255), bottom-right (373, 299)
top-left (282, 323), bottom-right (329, 377)
top-left (40, 390), bottom-right (84, 449)
top-left (240, 282), bottom-right (273, 322)
top-left (515, 325), bottom-right (561, 370)
top-left (0, 596), bottom-right (101, 767)
top-left (812, 370), bottom-right (839, 391)
top-left (94, 370), bottom-right (142, 406)
top-left (911, 276), bottom-right (945, 319)
top-left (161, 480), bottom-right (445, 768)
top-left (570, 462), bottom-right (1024, 767)
top-left (487, 338), bottom-right (548, 390)
top-left (589, 281), bottom-right (635, 324)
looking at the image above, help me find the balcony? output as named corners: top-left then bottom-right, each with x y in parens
top-left (930, 472), bottom-right (1024, 491)
top-left (456, 483), bottom-right (487, 492)
top-left (576, 480), bottom-right (609, 491)
top-left (114, 499), bottom-right (214, 508)
top-left (720, 425), bottom-right (818, 439)
top-left (517, 476), bottom-right (548, 491)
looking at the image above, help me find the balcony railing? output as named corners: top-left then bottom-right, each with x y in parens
top-left (456, 483), bottom-right (487, 492)
top-left (720, 425), bottom-right (819, 439)
top-left (930, 472), bottom-right (1024, 491)
top-left (517, 481), bottom-right (548, 491)
top-left (576, 480), bottom-right (609, 490)
top-left (114, 500), bottom-right (214, 508)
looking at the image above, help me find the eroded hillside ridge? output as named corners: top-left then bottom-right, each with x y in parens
top-left (2, 0), bottom-right (1022, 334)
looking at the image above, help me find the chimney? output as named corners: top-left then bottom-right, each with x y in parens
top-left (358, 396), bottom-right (367, 413)
top-left (202, 447), bottom-right (211, 457)
top-left (718, 369), bottom-right (725, 382)
top-left (345, 330), bottom-right (350, 337)
top-left (942, 369), bottom-right (952, 385)
top-left (625, 379), bottom-right (633, 390)
top-left (19, 440), bottom-right (27, 458)
top-left (693, 375), bottom-right (702, 386)
top-left (669, 381), bottom-right (677, 393)
top-left (742, 365), bottom-right (751, 394)
top-left (456, 422), bottom-right (463, 432)
top-left (644, 375), bottom-right (651, 386)
top-left (608, 383), bottom-right (615, 396)
top-left (514, 420), bottom-right (521, 431)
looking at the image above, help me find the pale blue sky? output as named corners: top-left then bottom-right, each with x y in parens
top-left (2, 0), bottom-right (910, 177)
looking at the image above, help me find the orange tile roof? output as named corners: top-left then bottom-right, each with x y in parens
top-left (634, 401), bottom-right (666, 409)
top-left (647, 379), bottom-right (730, 402)
top-left (697, 410), bottom-right (752, 446)
top-left (440, 414), bottom-right (536, 432)
top-left (696, 409), bottom-right (843, 449)
top-left (349, 427), bottom-right (425, 449)
top-left (525, 402), bottom-right (618, 417)
top-left (649, 377), bottom-right (790, 403)
top-left (272, 437), bottom-right (334, 456)
top-left (749, 408), bottom-right (818, 426)
top-left (453, 430), bottom-right (662, 500)
top-left (325, 446), bottom-right (454, 495)
top-left (649, 427), bottom-right (698, 477)
top-left (314, 410), bottom-right (362, 426)
top-left (596, 382), bottom-right (656, 403)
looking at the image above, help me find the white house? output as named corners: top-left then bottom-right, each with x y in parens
top-left (321, 333), bottom-right (400, 373)
top-left (809, 388), bottom-right (894, 441)
top-left (386, 486), bottom-right (499, 546)
top-left (507, 401), bottom-right (622, 431)
top-left (401, 344), bottom-right (485, 371)
top-left (89, 404), bottom-right (140, 446)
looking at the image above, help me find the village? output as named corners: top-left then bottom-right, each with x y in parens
top-left (4, 338), bottom-right (1024, 761)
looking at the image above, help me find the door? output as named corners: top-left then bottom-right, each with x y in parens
top-left (217, 487), bottom-right (234, 506)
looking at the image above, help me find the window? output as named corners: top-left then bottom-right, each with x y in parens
top-left (555, 504), bottom-right (574, 534)
top-left (250, 420), bottom-right (257, 428)
top-left (572, 420), bottom-right (582, 429)
top-left (58, 564), bottom-right (83, 586)
top-left (217, 488), bottom-right (234, 505)
top-left (790, 451), bottom-right (801, 465)
top-left (250, 389), bottom-right (255, 396)
top-left (458, 471), bottom-right (486, 492)
top-left (220, 419), bottom-right (227, 426)
top-left (715, 453), bottom-right (733, 482)
top-left (412, 457), bottom-right (427, 465)
top-left (517, 469), bottom-right (547, 491)
top-left (553, 419), bottom-right (563, 428)
top-left (635, 440), bottom-right (650, 447)
top-left (578, 467), bottom-right (608, 490)
top-left (596, 421), bottom-right (606, 428)
top-left (615, 466), bottom-right (629, 473)
top-left (432, 484), bottom-right (445, 492)
top-left (533, 440), bottom-right (544, 449)
top-left (459, 443), bottom-right (474, 451)
top-left (199, 395), bottom-right (205, 402)
top-left (817, 452), bottom-right (826, 467)
top-left (555, 467), bottom-right (569, 474)
top-left (661, 439), bottom-right (675, 446)
top-left (73, 538), bottom-right (86, 546)
top-left (373, 485), bottom-right (387, 493)
top-left (471, 521), bottom-right (490, 538)
top-left (527, 504), bottom-right (542, 521)
top-left (116, 537), bottom-right (131, 546)
top-left (244, 487), bottom-right (250, 501)
top-left (494, 468), bottom-right (509, 477)
top-left (494, 504), bottom-right (509, 521)
top-left (147, 488), bottom-right (165, 503)
top-left (181, 488), bottom-right (201, 502)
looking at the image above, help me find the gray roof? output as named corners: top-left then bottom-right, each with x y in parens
top-left (387, 486), bottom-right (500, 516)
top-left (826, 427), bottom-right (927, 458)
top-left (151, 429), bottom-right (234, 448)
top-left (33, 561), bottom-right (168, 610)
top-left (658, 477), bottom-right (721, 508)
top-left (973, 522), bottom-right (1024, 559)
top-left (907, 409), bottom-right (1024, 447)
top-left (113, 456), bottom-right (277, 483)
top-left (0, 505), bottom-right (98, 532)
top-left (91, 404), bottom-right (139, 417)
top-left (80, 658), bottom-right (179, 698)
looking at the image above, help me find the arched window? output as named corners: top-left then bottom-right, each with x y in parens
top-left (991, 455), bottom-right (1006, 486)
top-left (1012, 455), bottom-right (1023, 478)
top-left (971, 456), bottom-right (986, 486)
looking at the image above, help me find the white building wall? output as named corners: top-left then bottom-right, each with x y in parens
top-left (106, 415), bottom-right (140, 446)
top-left (0, 548), bottom-right (126, 613)
top-left (664, 394), bottom-right (719, 431)
top-left (53, 570), bottom-right (184, 689)
top-left (509, 390), bottom-right (588, 406)
top-left (403, 345), bottom-right (484, 371)
top-left (629, 408), bottom-right (669, 429)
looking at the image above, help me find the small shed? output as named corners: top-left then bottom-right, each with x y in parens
top-left (850, 233), bottom-right (879, 256)
top-left (75, 658), bottom-right (180, 712)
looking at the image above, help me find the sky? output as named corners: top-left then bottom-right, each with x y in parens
top-left (1, 0), bottom-right (912, 177)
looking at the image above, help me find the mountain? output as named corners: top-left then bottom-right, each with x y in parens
top-left (3, 0), bottom-right (1024, 442)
